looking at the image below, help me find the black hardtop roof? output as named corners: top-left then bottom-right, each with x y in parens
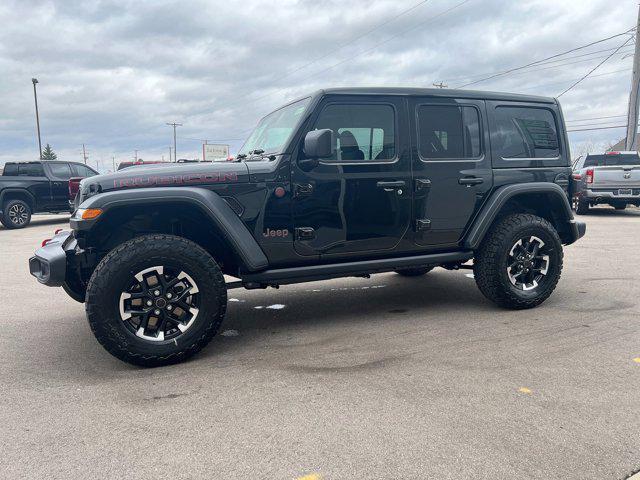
top-left (313, 87), bottom-right (556, 104)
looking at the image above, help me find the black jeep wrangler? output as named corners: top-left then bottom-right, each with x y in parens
top-left (29, 88), bottom-right (585, 366)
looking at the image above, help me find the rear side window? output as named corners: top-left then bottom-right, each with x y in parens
top-left (71, 164), bottom-right (97, 177)
top-left (48, 163), bottom-right (72, 179)
top-left (3, 164), bottom-right (18, 176)
top-left (19, 163), bottom-right (45, 176)
top-left (418, 105), bottom-right (481, 159)
top-left (313, 104), bottom-right (396, 161)
top-left (492, 107), bottom-right (559, 159)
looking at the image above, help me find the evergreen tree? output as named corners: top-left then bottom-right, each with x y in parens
top-left (42, 144), bottom-right (57, 160)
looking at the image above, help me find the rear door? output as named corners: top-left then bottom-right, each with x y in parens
top-left (292, 96), bottom-right (412, 256)
top-left (409, 97), bottom-right (493, 246)
top-left (45, 162), bottom-right (73, 209)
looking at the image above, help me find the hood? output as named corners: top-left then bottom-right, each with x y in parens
top-left (82, 162), bottom-right (250, 194)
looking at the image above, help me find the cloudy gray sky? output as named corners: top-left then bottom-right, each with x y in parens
top-left (0, 0), bottom-right (637, 170)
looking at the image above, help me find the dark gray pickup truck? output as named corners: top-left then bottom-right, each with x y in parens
top-left (572, 151), bottom-right (640, 214)
top-left (0, 160), bottom-right (98, 228)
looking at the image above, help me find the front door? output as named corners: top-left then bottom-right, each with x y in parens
top-left (409, 97), bottom-right (493, 246)
top-left (292, 96), bottom-right (412, 257)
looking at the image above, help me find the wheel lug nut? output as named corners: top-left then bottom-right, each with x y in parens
top-left (154, 309), bottom-right (161, 315)
top-left (167, 305), bottom-right (172, 311)
top-left (146, 300), bottom-right (152, 306)
top-left (166, 293), bottom-right (173, 299)
top-left (154, 290), bottom-right (160, 296)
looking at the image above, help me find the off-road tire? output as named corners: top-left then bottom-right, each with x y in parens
top-left (473, 214), bottom-right (563, 310)
top-left (574, 198), bottom-right (589, 215)
top-left (395, 266), bottom-right (434, 277)
top-left (1, 199), bottom-right (31, 229)
top-left (85, 234), bottom-right (227, 367)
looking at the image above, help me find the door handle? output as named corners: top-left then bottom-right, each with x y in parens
top-left (458, 177), bottom-right (483, 186)
top-left (376, 180), bottom-right (406, 189)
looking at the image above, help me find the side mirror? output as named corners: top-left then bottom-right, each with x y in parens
top-left (303, 129), bottom-right (335, 159)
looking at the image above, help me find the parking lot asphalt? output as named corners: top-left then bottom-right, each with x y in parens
top-left (1, 209), bottom-right (640, 480)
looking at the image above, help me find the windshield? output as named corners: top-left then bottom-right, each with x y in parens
top-left (238, 97), bottom-right (310, 157)
top-left (584, 154), bottom-right (640, 167)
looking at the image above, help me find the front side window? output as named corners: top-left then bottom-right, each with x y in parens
top-left (418, 105), bottom-right (481, 159)
top-left (313, 104), bottom-right (395, 162)
top-left (493, 106), bottom-right (560, 159)
top-left (238, 97), bottom-right (310, 157)
top-left (48, 163), bottom-right (72, 179)
top-left (18, 163), bottom-right (45, 176)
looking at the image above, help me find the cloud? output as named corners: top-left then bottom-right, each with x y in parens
top-left (0, 0), bottom-right (637, 170)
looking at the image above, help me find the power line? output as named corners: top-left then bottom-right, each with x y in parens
top-left (518, 68), bottom-right (631, 93)
top-left (444, 45), bottom-right (634, 84)
top-left (557, 34), bottom-right (636, 97)
top-left (455, 27), bottom-right (636, 88)
top-left (272, 0), bottom-right (434, 84)
top-left (212, 0), bottom-right (473, 114)
top-left (567, 125), bottom-right (627, 132)
top-left (566, 114), bottom-right (627, 123)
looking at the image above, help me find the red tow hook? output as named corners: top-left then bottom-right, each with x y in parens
top-left (41, 238), bottom-right (52, 247)
top-left (54, 228), bottom-right (63, 234)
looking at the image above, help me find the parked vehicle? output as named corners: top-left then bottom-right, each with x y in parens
top-left (0, 161), bottom-right (98, 228)
top-left (572, 151), bottom-right (640, 214)
top-left (30, 87), bottom-right (585, 366)
top-left (117, 160), bottom-right (167, 171)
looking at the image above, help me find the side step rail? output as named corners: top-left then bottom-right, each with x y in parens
top-left (240, 251), bottom-right (473, 287)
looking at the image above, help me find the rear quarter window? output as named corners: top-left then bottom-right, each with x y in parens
top-left (489, 103), bottom-right (567, 168)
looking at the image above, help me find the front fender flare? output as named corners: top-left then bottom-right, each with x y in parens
top-left (71, 187), bottom-right (269, 272)
top-left (463, 182), bottom-right (584, 249)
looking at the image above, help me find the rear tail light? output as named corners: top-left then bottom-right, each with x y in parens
top-left (572, 173), bottom-right (582, 180)
top-left (585, 168), bottom-right (594, 184)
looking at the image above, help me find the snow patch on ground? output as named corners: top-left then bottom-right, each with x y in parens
top-left (221, 329), bottom-right (239, 337)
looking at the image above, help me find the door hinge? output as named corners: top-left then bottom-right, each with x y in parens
top-left (415, 219), bottom-right (431, 231)
top-left (295, 227), bottom-right (316, 240)
top-left (294, 183), bottom-right (314, 197)
top-left (415, 178), bottom-right (432, 191)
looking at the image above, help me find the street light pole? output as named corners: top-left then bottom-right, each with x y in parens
top-left (32, 78), bottom-right (42, 159)
top-left (166, 122), bottom-right (182, 162)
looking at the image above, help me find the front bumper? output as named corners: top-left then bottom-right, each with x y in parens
top-left (29, 230), bottom-right (76, 287)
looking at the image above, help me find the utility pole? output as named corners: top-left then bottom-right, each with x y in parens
top-left (169, 146), bottom-right (173, 162)
top-left (82, 144), bottom-right (88, 164)
top-left (112, 156), bottom-right (116, 171)
top-left (32, 78), bottom-right (42, 159)
top-left (626, 7), bottom-right (640, 151)
top-left (134, 149), bottom-right (138, 162)
top-left (166, 122), bottom-right (182, 161)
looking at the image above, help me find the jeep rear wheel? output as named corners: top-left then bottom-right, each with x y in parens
top-left (85, 234), bottom-right (227, 367)
top-left (473, 214), bottom-right (563, 310)
top-left (1, 199), bottom-right (31, 229)
top-left (395, 266), bottom-right (434, 277)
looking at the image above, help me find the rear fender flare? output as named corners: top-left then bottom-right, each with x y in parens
top-left (463, 182), bottom-right (580, 248)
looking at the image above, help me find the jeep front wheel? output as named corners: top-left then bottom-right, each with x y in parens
top-left (85, 234), bottom-right (227, 367)
top-left (473, 214), bottom-right (563, 310)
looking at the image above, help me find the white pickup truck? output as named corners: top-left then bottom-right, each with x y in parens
top-left (572, 151), bottom-right (640, 214)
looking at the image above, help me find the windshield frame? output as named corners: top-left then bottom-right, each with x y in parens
top-left (238, 96), bottom-right (312, 158)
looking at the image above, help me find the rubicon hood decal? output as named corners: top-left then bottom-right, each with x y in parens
top-left (87, 162), bottom-right (250, 193)
top-left (113, 171), bottom-right (239, 189)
